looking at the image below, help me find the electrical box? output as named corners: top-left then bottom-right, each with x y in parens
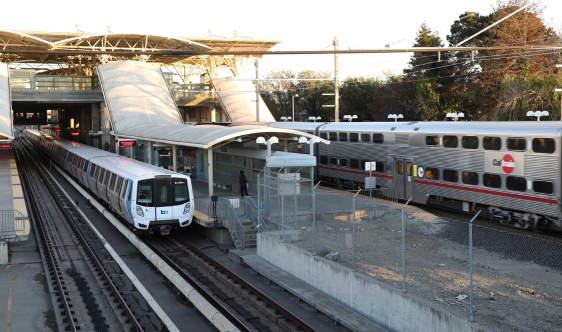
top-left (365, 177), bottom-right (377, 189)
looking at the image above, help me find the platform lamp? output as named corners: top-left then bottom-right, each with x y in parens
top-left (309, 116), bottom-right (321, 122)
top-left (446, 112), bottom-right (464, 121)
top-left (343, 115), bottom-right (358, 122)
top-left (256, 136), bottom-right (279, 157)
top-left (280, 116), bottom-right (292, 122)
top-left (388, 114), bottom-right (403, 122)
top-left (527, 110), bottom-right (549, 121)
top-left (297, 136), bottom-right (320, 156)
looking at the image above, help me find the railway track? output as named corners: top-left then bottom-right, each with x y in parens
top-left (14, 138), bottom-right (163, 332)
top-left (145, 235), bottom-right (348, 332)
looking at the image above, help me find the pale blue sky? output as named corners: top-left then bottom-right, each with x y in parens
top-left (1, 0), bottom-right (560, 81)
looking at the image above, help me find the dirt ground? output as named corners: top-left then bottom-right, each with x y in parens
top-left (288, 209), bottom-right (562, 332)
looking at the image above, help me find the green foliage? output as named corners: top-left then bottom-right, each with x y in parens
top-left (317, 248), bottom-right (331, 257)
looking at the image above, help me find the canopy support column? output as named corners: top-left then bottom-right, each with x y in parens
top-left (148, 141), bottom-right (153, 165)
top-left (208, 148), bottom-right (214, 197)
top-left (173, 145), bottom-right (177, 172)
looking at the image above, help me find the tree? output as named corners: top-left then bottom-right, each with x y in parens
top-left (340, 77), bottom-right (381, 121)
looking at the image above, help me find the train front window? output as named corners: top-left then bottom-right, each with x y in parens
top-left (174, 179), bottom-right (190, 204)
top-left (137, 180), bottom-right (154, 206)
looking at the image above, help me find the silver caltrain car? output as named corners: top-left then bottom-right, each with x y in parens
top-left (263, 121), bottom-right (561, 229)
top-left (24, 130), bottom-right (194, 235)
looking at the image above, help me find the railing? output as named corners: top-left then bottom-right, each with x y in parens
top-left (243, 197), bottom-right (269, 232)
top-left (220, 198), bottom-right (245, 249)
top-left (0, 210), bottom-right (26, 235)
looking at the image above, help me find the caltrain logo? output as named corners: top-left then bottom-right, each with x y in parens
top-left (493, 154), bottom-right (515, 174)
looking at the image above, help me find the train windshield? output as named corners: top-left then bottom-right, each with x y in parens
top-left (137, 178), bottom-right (189, 207)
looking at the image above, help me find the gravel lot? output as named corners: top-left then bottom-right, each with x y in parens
top-left (290, 209), bottom-right (562, 332)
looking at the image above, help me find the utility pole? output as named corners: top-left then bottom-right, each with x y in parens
top-left (255, 59), bottom-right (259, 122)
top-left (334, 37), bottom-right (339, 122)
top-left (554, 64), bottom-right (562, 121)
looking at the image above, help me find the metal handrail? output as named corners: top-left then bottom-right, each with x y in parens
top-left (0, 209), bottom-right (26, 235)
top-left (220, 198), bottom-right (245, 249)
top-left (243, 197), bottom-right (268, 232)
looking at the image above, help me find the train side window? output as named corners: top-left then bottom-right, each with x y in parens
top-left (462, 136), bottom-right (479, 149)
top-left (320, 156), bottom-right (328, 165)
top-left (116, 178), bottom-right (124, 193)
top-left (425, 167), bottom-right (439, 180)
top-left (360, 160), bottom-right (367, 170)
top-left (443, 169), bottom-right (458, 182)
top-left (462, 171), bottom-right (479, 185)
top-left (533, 180), bottom-right (554, 195)
top-left (507, 138), bottom-right (526, 151)
top-left (506, 176), bottom-right (526, 192)
top-left (83, 160), bottom-right (89, 172)
top-left (127, 183), bottom-right (133, 201)
top-left (350, 159), bottom-right (359, 169)
top-left (98, 169), bottom-right (105, 181)
top-left (121, 180), bottom-right (129, 199)
top-left (104, 172), bottom-right (112, 185)
top-left (426, 135), bottom-right (439, 146)
top-left (483, 174), bottom-right (501, 188)
top-left (360, 134), bottom-right (370, 142)
top-left (483, 136), bottom-right (501, 150)
top-left (339, 132), bottom-right (348, 142)
top-left (375, 162), bottom-right (384, 173)
top-left (349, 133), bottom-right (359, 142)
top-left (532, 138), bottom-right (555, 153)
top-left (443, 136), bottom-right (458, 148)
top-left (373, 133), bottom-right (384, 144)
top-left (90, 164), bottom-right (96, 177)
top-left (339, 159), bottom-right (348, 167)
top-left (329, 132), bottom-right (337, 141)
top-left (320, 132), bottom-right (327, 140)
top-left (397, 161), bottom-right (404, 175)
top-left (109, 174), bottom-right (117, 191)
top-left (329, 157), bottom-right (337, 165)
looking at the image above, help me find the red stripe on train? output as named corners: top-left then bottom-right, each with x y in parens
top-left (319, 166), bottom-right (394, 179)
top-left (414, 179), bottom-right (558, 205)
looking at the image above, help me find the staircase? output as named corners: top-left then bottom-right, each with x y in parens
top-left (241, 218), bottom-right (257, 248)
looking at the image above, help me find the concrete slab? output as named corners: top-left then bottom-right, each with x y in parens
top-left (239, 254), bottom-right (387, 332)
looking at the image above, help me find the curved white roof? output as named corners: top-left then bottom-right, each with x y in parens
top-left (97, 60), bottom-right (184, 133)
top-left (117, 123), bottom-right (330, 149)
top-left (213, 79), bottom-right (275, 123)
top-left (0, 63), bottom-right (13, 139)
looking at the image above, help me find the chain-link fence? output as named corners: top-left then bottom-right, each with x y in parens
top-left (254, 178), bottom-right (562, 331)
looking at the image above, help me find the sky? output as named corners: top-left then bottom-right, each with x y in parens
top-left (1, 0), bottom-right (561, 82)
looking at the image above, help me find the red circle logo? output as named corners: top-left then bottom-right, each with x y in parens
top-left (502, 154), bottom-right (515, 173)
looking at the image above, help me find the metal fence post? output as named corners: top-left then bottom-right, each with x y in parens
top-left (313, 181), bottom-right (321, 256)
top-left (469, 210), bottom-right (481, 322)
top-left (352, 190), bottom-right (360, 272)
top-left (294, 173), bottom-right (297, 229)
top-left (401, 197), bottom-right (412, 293)
top-left (281, 187), bottom-right (285, 243)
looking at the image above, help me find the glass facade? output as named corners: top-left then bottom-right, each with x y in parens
top-left (213, 151), bottom-right (266, 191)
top-left (9, 69), bottom-right (100, 90)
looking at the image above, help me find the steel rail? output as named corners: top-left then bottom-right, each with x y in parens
top-left (13, 140), bottom-right (78, 332)
top-left (175, 237), bottom-right (320, 332)
top-left (18, 138), bottom-right (145, 332)
top-left (142, 239), bottom-right (252, 332)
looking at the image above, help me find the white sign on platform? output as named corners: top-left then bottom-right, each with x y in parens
top-left (365, 162), bottom-right (377, 171)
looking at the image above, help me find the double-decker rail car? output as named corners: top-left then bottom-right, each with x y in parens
top-left (263, 121), bottom-right (562, 229)
top-left (24, 130), bottom-right (194, 235)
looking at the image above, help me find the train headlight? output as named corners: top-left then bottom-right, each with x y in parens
top-left (136, 206), bottom-right (144, 217)
top-left (183, 202), bottom-right (191, 214)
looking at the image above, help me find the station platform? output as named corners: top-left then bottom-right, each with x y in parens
top-left (191, 180), bottom-right (246, 227)
top-left (0, 149), bottom-right (30, 264)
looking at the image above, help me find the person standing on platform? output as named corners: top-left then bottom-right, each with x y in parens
top-left (238, 170), bottom-right (249, 197)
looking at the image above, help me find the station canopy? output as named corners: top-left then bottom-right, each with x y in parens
top-left (0, 30), bottom-right (281, 77)
top-left (116, 123), bottom-right (329, 150)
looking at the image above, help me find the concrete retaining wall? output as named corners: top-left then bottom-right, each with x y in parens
top-left (257, 233), bottom-right (493, 332)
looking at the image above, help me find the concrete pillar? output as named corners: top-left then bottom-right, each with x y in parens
top-left (283, 140), bottom-right (289, 152)
top-left (115, 138), bottom-right (120, 156)
top-left (148, 141), bottom-right (153, 165)
top-left (100, 102), bottom-right (111, 149)
top-left (208, 148), bottom-right (214, 197)
top-left (0, 241), bottom-right (8, 264)
top-left (91, 103), bottom-right (101, 132)
top-left (173, 145), bottom-right (177, 172)
top-left (130, 145), bottom-right (134, 159)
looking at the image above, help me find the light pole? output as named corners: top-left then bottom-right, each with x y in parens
top-left (446, 112), bottom-right (464, 121)
top-left (280, 116), bottom-right (292, 122)
top-left (527, 110), bottom-right (549, 121)
top-left (292, 94), bottom-right (298, 122)
top-left (388, 114), bottom-right (404, 122)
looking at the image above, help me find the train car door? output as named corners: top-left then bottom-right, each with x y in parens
top-left (155, 177), bottom-right (173, 221)
top-left (395, 158), bottom-right (414, 200)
